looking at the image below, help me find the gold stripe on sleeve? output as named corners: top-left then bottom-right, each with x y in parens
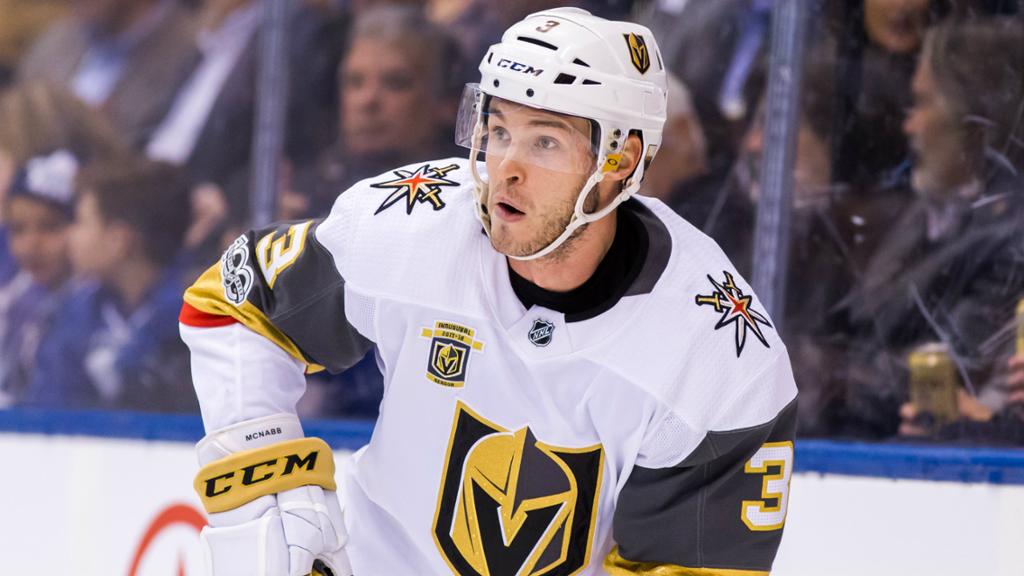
top-left (183, 263), bottom-right (326, 374)
top-left (604, 547), bottom-right (770, 576)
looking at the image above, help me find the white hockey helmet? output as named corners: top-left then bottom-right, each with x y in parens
top-left (455, 7), bottom-right (668, 260)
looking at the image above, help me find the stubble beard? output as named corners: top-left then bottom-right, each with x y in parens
top-left (490, 181), bottom-right (599, 263)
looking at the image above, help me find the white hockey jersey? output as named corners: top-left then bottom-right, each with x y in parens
top-left (181, 158), bottom-right (798, 575)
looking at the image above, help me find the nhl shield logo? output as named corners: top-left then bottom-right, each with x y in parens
top-left (433, 402), bottom-right (604, 576)
top-left (421, 321), bottom-right (485, 387)
top-left (624, 33), bottom-right (651, 74)
top-left (528, 319), bottom-right (555, 347)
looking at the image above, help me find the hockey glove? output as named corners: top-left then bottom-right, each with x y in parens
top-left (193, 415), bottom-right (352, 576)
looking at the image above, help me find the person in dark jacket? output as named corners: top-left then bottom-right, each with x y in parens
top-left (17, 0), bottom-right (199, 148)
top-left (831, 18), bottom-right (1024, 441)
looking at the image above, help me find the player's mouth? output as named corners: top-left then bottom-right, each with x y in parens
top-left (493, 198), bottom-right (526, 222)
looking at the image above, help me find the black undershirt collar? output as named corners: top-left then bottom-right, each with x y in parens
top-left (508, 207), bottom-right (649, 322)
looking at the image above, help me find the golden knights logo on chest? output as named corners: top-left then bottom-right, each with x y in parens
top-left (433, 402), bottom-right (604, 576)
top-left (420, 321), bottom-right (485, 387)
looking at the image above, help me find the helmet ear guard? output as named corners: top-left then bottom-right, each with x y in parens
top-left (459, 7), bottom-right (668, 261)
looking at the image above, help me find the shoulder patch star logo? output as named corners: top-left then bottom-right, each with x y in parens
top-left (371, 163), bottom-right (460, 215)
top-left (695, 271), bottom-right (772, 357)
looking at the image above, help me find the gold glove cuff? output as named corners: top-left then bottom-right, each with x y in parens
top-left (194, 437), bottom-right (336, 514)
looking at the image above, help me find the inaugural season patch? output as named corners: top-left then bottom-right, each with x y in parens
top-left (695, 271), bottom-right (772, 357)
top-left (433, 402), bottom-right (604, 576)
top-left (420, 321), bottom-right (484, 387)
top-left (371, 163), bottom-right (460, 215)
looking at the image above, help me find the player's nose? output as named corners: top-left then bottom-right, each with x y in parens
top-left (493, 150), bottom-right (527, 184)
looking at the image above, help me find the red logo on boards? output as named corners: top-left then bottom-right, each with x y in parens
top-left (127, 503), bottom-right (207, 576)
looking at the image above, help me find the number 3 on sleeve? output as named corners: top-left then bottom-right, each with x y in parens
top-left (741, 441), bottom-right (794, 531)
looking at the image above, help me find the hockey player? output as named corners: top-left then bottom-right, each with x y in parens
top-left (180, 8), bottom-right (798, 576)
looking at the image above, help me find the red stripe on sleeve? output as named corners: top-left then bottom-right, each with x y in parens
top-left (179, 301), bottom-right (238, 328)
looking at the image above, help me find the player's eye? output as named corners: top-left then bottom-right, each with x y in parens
top-left (489, 126), bottom-right (510, 142)
top-left (535, 136), bottom-right (560, 151)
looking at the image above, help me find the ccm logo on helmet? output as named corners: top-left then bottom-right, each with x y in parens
top-left (203, 449), bottom-right (320, 498)
top-left (497, 58), bottom-right (543, 77)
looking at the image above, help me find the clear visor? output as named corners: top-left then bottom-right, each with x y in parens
top-left (454, 84), bottom-right (598, 175)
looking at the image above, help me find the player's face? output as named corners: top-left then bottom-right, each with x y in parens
top-left (68, 191), bottom-right (120, 279)
top-left (484, 99), bottom-right (596, 258)
top-left (903, 53), bottom-right (970, 198)
top-left (341, 38), bottom-right (438, 157)
top-left (5, 196), bottom-right (71, 289)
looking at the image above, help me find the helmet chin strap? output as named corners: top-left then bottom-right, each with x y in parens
top-left (507, 169), bottom-right (622, 261)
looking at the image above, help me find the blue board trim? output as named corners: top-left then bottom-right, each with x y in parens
top-left (0, 408), bottom-right (374, 449)
top-left (3, 409), bottom-right (1024, 484)
top-left (796, 439), bottom-right (1024, 484)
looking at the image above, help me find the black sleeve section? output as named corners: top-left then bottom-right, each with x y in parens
top-left (613, 399), bottom-right (797, 572)
top-left (243, 220), bottom-right (372, 373)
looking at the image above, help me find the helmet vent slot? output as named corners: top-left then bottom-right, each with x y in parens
top-left (573, 58), bottom-right (591, 67)
top-left (517, 36), bottom-right (558, 51)
top-left (582, 79), bottom-right (602, 85)
top-left (554, 73), bottom-right (576, 85)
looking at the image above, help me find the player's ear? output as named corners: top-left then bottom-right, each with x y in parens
top-left (603, 133), bottom-right (643, 183)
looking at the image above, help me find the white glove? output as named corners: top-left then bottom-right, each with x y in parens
top-left (194, 415), bottom-right (352, 576)
top-left (201, 488), bottom-right (351, 576)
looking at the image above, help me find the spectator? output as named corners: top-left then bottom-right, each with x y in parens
top-left (146, 0), bottom-right (343, 209)
top-left (833, 18), bottom-right (1024, 440)
top-left (692, 52), bottom-right (844, 277)
top-left (426, 0), bottom-right (583, 68)
top-left (829, 0), bottom-right (939, 191)
top-left (862, 0), bottom-right (931, 54)
top-left (282, 5), bottom-right (470, 417)
top-left (677, 51), bottom-right (911, 435)
top-left (0, 81), bottom-right (129, 285)
top-left (831, 1), bottom-right (1021, 192)
top-left (22, 159), bottom-right (195, 412)
top-left (0, 82), bottom-right (128, 174)
top-left (639, 0), bottom-right (772, 181)
top-left (0, 151), bottom-right (78, 406)
top-left (639, 73), bottom-right (709, 205)
top-left (17, 0), bottom-right (199, 148)
top-left (0, 0), bottom-right (67, 88)
top-left (289, 4), bottom-right (465, 218)
top-left (899, 336), bottom-right (1024, 443)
